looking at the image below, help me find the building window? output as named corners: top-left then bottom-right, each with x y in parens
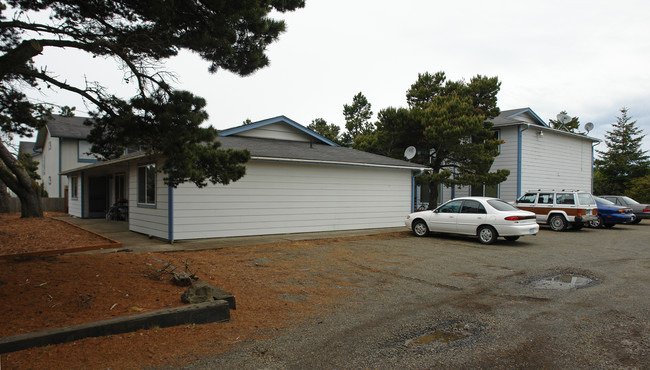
top-left (470, 184), bottom-right (499, 198)
top-left (70, 176), bottom-right (78, 199)
top-left (78, 140), bottom-right (98, 161)
top-left (114, 173), bottom-right (126, 201)
top-left (138, 164), bottom-right (156, 205)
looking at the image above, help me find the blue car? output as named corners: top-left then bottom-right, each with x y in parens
top-left (588, 197), bottom-right (636, 228)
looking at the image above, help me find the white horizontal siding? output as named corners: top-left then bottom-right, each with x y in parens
top-left (233, 122), bottom-right (312, 142)
top-left (521, 129), bottom-right (593, 193)
top-left (68, 196), bottom-right (81, 218)
top-left (127, 160), bottom-right (169, 239)
top-left (172, 161), bottom-right (412, 240)
top-left (492, 126), bottom-right (519, 201)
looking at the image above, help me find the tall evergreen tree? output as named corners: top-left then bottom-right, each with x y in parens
top-left (0, 0), bottom-right (304, 217)
top-left (594, 107), bottom-right (650, 194)
top-left (341, 92), bottom-right (373, 146)
top-left (356, 72), bottom-right (508, 208)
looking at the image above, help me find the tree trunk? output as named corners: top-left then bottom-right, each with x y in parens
top-left (19, 186), bottom-right (42, 217)
top-left (0, 178), bottom-right (10, 213)
top-left (0, 142), bottom-right (43, 218)
top-left (427, 182), bottom-right (440, 210)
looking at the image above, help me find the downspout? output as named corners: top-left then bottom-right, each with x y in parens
top-left (80, 172), bottom-right (85, 218)
top-left (591, 141), bottom-right (601, 193)
top-left (517, 124), bottom-right (530, 198)
top-left (58, 139), bottom-right (62, 197)
top-left (168, 185), bottom-right (174, 244)
top-left (411, 169), bottom-right (425, 212)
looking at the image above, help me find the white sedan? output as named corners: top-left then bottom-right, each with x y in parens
top-left (405, 197), bottom-right (539, 244)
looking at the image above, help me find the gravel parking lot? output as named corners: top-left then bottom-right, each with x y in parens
top-left (179, 223), bottom-right (650, 369)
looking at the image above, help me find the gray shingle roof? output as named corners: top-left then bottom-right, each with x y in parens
top-left (488, 107), bottom-right (544, 127)
top-left (46, 115), bottom-right (93, 138)
top-left (217, 136), bottom-right (423, 169)
top-left (34, 115), bottom-right (94, 151)
top-left (61, 135), bottom-right (425, 175)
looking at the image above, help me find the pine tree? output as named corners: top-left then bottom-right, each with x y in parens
top-left (594, 108), bottom-right (650, 194)
top-left (0, 0), bottom-right (304, 217)
top-left (354, 72), bottom-right (508, 208)
top-left (341, 92), bottom-right (373, 146)
top-left (307, 118), bottom-right (341, 144)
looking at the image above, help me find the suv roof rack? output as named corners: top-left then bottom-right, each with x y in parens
top-left (526, 189), bottom-right (582, 192)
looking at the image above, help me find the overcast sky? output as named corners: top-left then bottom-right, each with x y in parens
top-left (25, 0), bottom-right (650, 152)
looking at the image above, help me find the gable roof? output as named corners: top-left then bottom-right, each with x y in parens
top-left (489, 107), bottom-right (600, 142)
top-left (489, 107), bottom-right (548, 127)
top-left (62, 134), bottom-right (425, 175)
top-left (217, 136), bottom-right (421, 169)
top-left (19, 141), bottom-right (37, 156)
top-left (219, 115), bottom-right (339, 147)
top-left (34, 115), bottom-right (93, 150)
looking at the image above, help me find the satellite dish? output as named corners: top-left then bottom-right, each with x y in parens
top-left (585, 122), bottom-right (594, 133)
top-left (404, 146), bottom-right (416, 160)
top-left (556, 113), bottom-right (571, 124)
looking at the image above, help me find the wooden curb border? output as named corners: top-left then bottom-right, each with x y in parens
top-left (0, 217), bottom-right (122, 260)
top-left (0, 300), bottom-right (230, 354)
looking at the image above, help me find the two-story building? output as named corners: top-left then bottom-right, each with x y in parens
top-left (434, 107), bottom-right (600, 205)
top-left (31, 115), bottom-right (98, 199)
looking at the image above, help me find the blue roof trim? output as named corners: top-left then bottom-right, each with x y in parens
top-left (218, 115), bottom-right (340, 147)
top-left (506, 108), bottom-right (549, 127)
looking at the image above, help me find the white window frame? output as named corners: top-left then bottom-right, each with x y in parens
top-left (70, 176), bottom-right (78, 199)
top-left (137, 163), bottom-right (156, 206)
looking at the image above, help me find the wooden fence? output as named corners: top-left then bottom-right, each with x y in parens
top-left (4, 198), bottom-right (66, 213)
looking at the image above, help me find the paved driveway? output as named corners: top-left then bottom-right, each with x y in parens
top-left (179, 223), bottom-right (650, 369)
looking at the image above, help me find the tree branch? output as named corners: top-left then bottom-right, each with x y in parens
top-left (17, 66), bottom-right (116, 115)
top-left (0, 40), bottom-right (43, 76)
top-left (0, 20), bottom-right (82, 39)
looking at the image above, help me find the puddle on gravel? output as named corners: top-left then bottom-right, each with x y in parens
top-left (530, 274), bottom-right (596, 290)
top-left (405, 322), bottom-right (476, 346)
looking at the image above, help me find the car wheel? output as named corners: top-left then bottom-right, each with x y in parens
top-left (589, 215), bottom-right (604, 228)
top-left (631, 218), bottom-right (642, 224)
top-left (477, 225), bottom-right (498, 245)
top-left (412, 219), bottom-right (429, 237)
top-left (548, 214), bottom-right (568, 232)
top-left (504, 236), bottom-right (520, 241)
top-left (604, 223), bottom-right (615, 228)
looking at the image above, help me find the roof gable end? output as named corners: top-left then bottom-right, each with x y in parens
top-left (219, 115), bottom-right (339, 147)
top-left (498, 107), bottom-right (548, 127)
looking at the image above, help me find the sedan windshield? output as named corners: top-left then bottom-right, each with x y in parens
top-left (621, 196), bottom-right (640, 205)
top-left (487, 199), bottom-right (520, 212)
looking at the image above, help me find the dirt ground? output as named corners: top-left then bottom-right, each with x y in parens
top-left (1, 215), bottom-right (648, 369)
top-left (0, 214), bottom-right (399, 369)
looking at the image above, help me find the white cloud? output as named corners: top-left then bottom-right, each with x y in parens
top-left (21, 0), bottom-right (650, 152)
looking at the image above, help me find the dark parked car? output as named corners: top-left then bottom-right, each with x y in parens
top-left (598, 195), bottom-right (650, 224)
top-left (588, 197), bottom-right (635, 228)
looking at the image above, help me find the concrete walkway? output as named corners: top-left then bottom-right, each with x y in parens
top-left (57, 216), bottom-right (407, 254)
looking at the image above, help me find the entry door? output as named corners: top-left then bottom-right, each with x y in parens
top-left (88, 176), bottom-right (109, 215)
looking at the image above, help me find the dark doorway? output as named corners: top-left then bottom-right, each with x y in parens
top-left (88, 176), bottom-right (108, 217)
